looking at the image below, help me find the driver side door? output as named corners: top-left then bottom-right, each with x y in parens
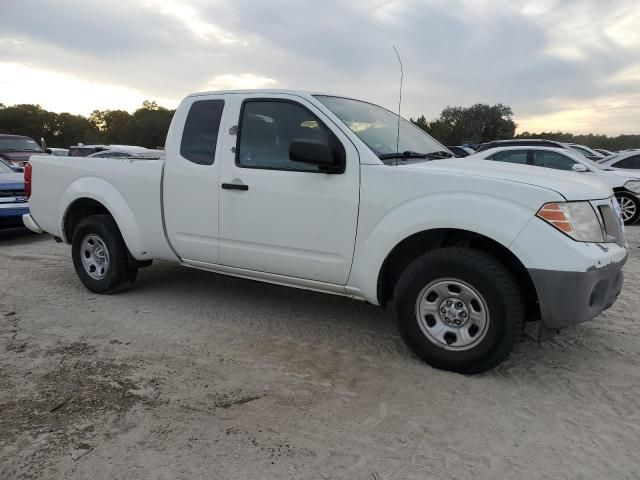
top-left (217, 94), bottom-right (360, 285)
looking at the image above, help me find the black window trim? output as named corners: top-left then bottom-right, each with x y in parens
top-left (234, 97), bottom-right (346, 174)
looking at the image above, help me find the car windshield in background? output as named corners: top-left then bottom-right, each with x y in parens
top-left (0, 137), bottom-right (43, 152)
top-left (314, 96), bottom-right (447, 160)
top-left (0, 161), bottom-right (13, 173)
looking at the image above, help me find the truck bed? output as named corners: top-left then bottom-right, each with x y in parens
top-left (28, 154), bottom-right (173, 260)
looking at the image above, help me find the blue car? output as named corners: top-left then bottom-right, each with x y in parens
top-left (0, 158), bottom-right (29, 229)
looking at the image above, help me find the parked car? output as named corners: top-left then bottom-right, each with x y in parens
top-left (1, 157), bottom-right (24, 173)
top-left (69, 144), bottom-right (109, 157)
top-left (468, 146), bottom-right (640, 224)
top-left (0, 134), bottom-right (46, 167)
top-left (446, 145), bottom-right (475, 157)
top-left (598, 151), bottom-right (640, 170)
top-left (594, 148), bottom-right (613, 157)
top-left (476, 139), bottom-right (604, 161)
top-left (0, 158), bottom-right (29, 229)
top-left (45, 148), bottom-right (70, 156)
top-left (88, 148), bottom-right (164, 159)
top-left (23, 89), bottom-right (627, 374)
top-left (70, 144), bottom-right (153, 157)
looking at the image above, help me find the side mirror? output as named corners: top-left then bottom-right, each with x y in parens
top-left (572, 164), bottom-right (588, 173)
top-left (289, 139), bottom-right (342, 172)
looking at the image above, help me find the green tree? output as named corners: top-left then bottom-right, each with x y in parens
top-left (90, 109), bottom-right (134, 145)
top-left (413, 104), bottom-right (517, 145)
top-left (130, 101), bottom-right (174, 148)
top-left (52, 112), bottom-right (100, 146)
top-left (0, 104), bottom-right (57, 145)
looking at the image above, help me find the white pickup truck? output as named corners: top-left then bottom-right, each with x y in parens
top-left (23, 90), bottom-right (627, 373)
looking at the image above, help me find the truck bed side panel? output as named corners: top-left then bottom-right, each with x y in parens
top-left (28, 155), bottom-right (176, 261)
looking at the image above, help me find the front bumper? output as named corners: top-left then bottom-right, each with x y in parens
top-left (529, 256), bottom-right (626, 329)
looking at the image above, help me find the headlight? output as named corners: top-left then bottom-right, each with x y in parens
top-left (536, 202), bottom-right (605, 242)
top-left (624, 180), bottom-right (640, 194)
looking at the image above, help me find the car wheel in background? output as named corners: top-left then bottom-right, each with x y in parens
top-left (615, 192), bottom-right (640, 225)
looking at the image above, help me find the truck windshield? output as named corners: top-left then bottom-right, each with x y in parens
top-left (0, 137), bottom-right (44, 152)
top-left (314, 95), bottom-right (448, 160)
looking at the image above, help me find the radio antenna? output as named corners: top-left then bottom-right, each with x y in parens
top-left (392, 45), bottom-right (403, 164)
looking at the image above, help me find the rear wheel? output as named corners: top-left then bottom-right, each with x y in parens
top-left (72, 215), bottom-right (138, 294)
top-left (615, 192), bottom-right (640, 225)
top-left (394, 247), bottom-right (524, 374)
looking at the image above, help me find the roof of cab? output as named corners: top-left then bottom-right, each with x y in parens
top-left (187, 89), bottom-right (318, 98)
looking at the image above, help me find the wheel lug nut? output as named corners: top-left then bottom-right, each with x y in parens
top-left (461, 312), bottom-right (467, 318)
top-left (446, 300), bottom-right (452, 307)
top-left (440, 308), bottom-right (446, 314)
top-left (454, 319), bottom-right (461, 325)
top-left (456, 302), bottom-right (463, 309)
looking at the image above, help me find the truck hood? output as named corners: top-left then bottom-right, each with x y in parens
top-left (399, 158), bottom-right (613, 201)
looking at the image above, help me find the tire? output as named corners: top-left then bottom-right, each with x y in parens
top-left (615, 191), bottom-right (640, 225)
top-left (393, 247), bottom-right (524, 374)
top-left (71, 214), bottom-right (138, 294)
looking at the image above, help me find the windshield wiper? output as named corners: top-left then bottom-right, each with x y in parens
top-left (379, 150), bottom-right (453, 161)
top-left (424, 150), bottom-right (454, 159)
top-left (379, 151), bottom-right (427, 160)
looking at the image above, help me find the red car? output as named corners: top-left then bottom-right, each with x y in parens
top-left (0, 134), bottom-right (47, 167)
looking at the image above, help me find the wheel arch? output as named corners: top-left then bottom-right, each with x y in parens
top-left (376, 228), bottom-right (540, 321)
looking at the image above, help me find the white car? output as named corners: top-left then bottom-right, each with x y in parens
top-left (88, 148), bottom-right (164, 159)
top-left (594, 148), bottom-right (613, 157)
top-left (598, 150), bottom-right (640, 171)
top-left (467, 146), bottom-right (640, 225)
top-left (22, 89), bottom-right (627, 374)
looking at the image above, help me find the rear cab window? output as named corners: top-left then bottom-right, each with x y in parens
top-left (180, 99), bottom-right (225, 165)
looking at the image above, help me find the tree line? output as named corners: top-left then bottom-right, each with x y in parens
top-left (411, 104), bottom-right (640, 150)
top-left (0, 101), bottom-right (174, 149)
top-left (1, 100), bottom-right (638, 151)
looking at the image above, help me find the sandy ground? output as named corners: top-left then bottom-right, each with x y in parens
top-left (1, 227), bottom-right (639, 480)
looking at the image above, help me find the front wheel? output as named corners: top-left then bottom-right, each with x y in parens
top-left (71, 214), bottom-right (138, 294)
top-left (394, 247), bottom-right (524, 374)
top-left (615, 192), bottom-right (640, 225)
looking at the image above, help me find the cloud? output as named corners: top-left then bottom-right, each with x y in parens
top-left (206, 74), bottom-right (277, 91)
top-left (0, 0), bottom-right (638, 134)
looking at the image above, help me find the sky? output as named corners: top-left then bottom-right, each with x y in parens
top-left (1, 0), bottom-right (639, 135)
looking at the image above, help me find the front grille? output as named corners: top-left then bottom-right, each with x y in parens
top-left (0, 190), bottom-right (25, 198)
top-left (598, 203), bottom-right (625, 247)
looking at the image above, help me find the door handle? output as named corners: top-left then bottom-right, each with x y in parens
top-left (221, 182), bottom-right (249, 191)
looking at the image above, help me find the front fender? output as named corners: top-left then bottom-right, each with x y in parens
top-left (348, 192), bottom-right (539, 304)
top-left (59, 177), bottom-right (149, 259)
